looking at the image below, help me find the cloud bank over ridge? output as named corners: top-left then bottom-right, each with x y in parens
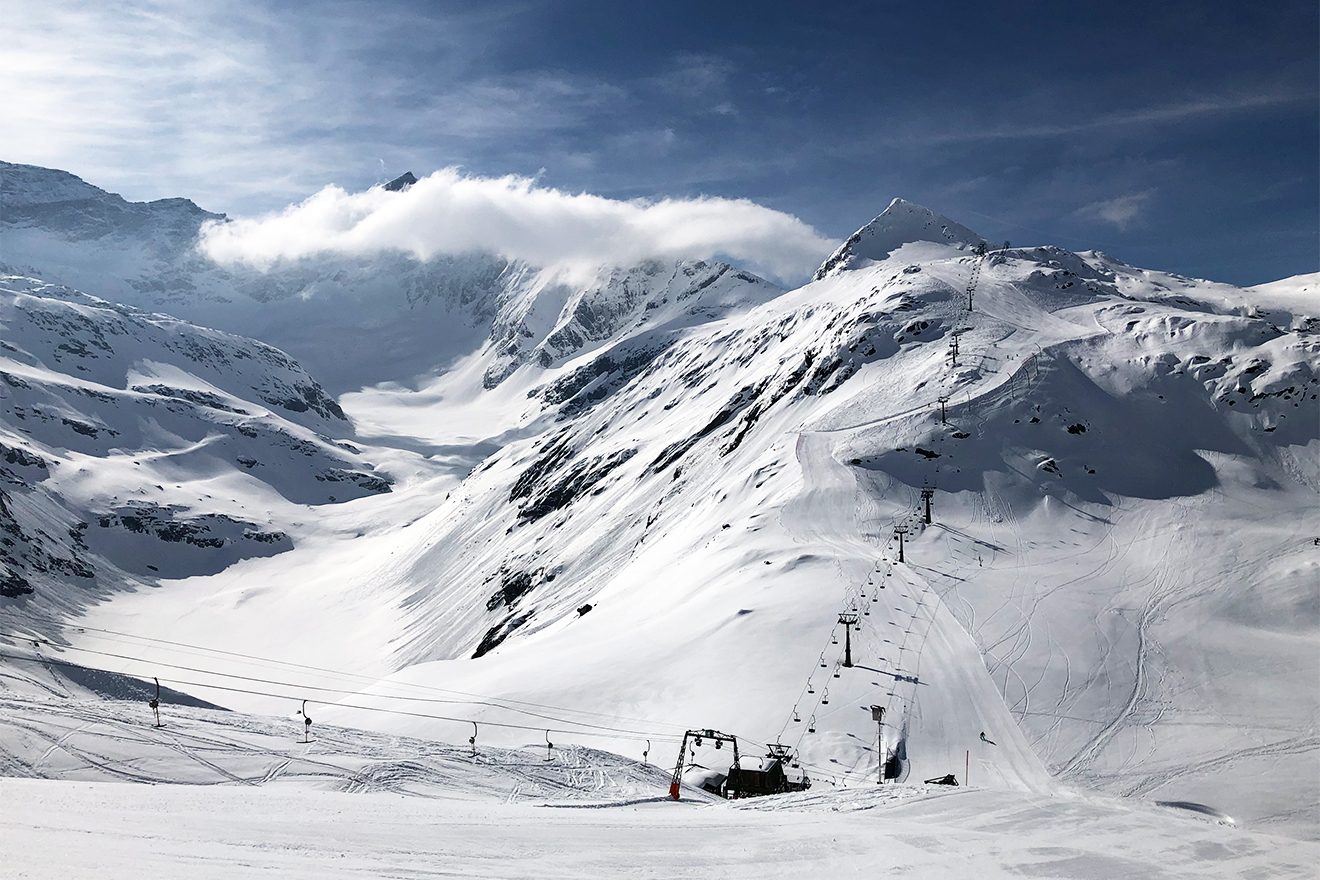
top-left (199, 168), bottom-right (834, 284)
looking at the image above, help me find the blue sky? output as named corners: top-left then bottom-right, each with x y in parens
top-left (3, 0), bottom-right (1316, 284)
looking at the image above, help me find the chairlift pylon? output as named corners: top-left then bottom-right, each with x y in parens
top-left (148, 677), bottom-right (162, 728)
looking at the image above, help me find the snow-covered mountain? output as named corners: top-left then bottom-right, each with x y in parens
top-left (0, 272), bottom-right (391, 610)
top-left (813, 197), bottom-right (984, 279)
top-left (2, 162), bottom-right (1318, 846)
top-left (1, 161), bottom-right (781, 392)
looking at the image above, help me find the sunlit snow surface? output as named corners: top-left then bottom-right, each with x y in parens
top-left (2, 168), bottom-right (1318, 873)
top-left (0, 699), bottom-right (1316, 879)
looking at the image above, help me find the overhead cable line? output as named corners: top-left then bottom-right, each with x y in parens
top-left (0, 650), bottom-right (681, 744)
top-left (0, 611), bottom-right (689, 733)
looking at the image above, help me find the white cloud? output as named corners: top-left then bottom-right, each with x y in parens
top-left (1075, 191), bottom-right (1154, 230)
top-left (198, 168), bottom-right (834, 283)
top-left (0, 0), bottom-right (608, 212)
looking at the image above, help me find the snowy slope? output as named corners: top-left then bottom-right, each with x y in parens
top-left (0, 272), bottom-right (393, 622)
top-left (2, 166), bottom-right (1318, 853)
top-left (0, 671), bottom-right (1311, 879)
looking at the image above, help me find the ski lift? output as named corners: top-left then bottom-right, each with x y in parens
top-left (831, 635), bottom-right (838, 645)
top-left (819, 654), bottom-right (827, 668)
top-left (297, 699), bottom-right (312, 743)
top-left (793, 709), bottom-right (801, 723)
top-left (148, 677), bottom-right (162, 728)
top-left (545, 729), bottom-right (554, 761)
top-left (833, 666), bottom-right (841, 679)
top-left (807, 715), bottom-right (816, 733)
top-left (715, 739), bottom-right (723, 750)
top-left (694, 735), bottom-right (703, 747)
top-left (821, 688), bottom-right (830, 705)
top-left (469, 721), bottom-right (478, 755)
top-left (807, 683), bottom-right (815, 694)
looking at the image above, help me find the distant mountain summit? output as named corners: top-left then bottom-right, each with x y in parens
top-left (814, 197), bottom-right (983, 280)
top-left (0, 160), bottom-right (221, 241)
top-left (383, 171), bottom-right (418, 192)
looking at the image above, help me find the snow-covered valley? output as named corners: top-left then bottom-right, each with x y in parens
top-left (1, 162), bottom-right (1317, 875)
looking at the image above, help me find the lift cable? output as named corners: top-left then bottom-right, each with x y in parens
top-left (0, 612), bottom-right (690, 733)
top-left (0, 649), bottom-right (682, 745)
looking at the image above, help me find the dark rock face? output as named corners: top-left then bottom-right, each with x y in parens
top-left (131, 384), bottom-right (249, 414)
top-left (0, 442), bottom-right (48, 475)
top-left (0, 485), bottom-right (95, 599)
top-left (95, 503), bottom-right (288, 549)
top-left (383, 172), bottom-right (418, 192)
top-left (90, 502), bottom-right (293, 578)
top-left (511, 445), bottom-right (637, 524)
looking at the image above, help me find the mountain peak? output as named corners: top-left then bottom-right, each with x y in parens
top-left (813, 198), bottom-right (983, 280)
top-left (383, 171), bottom-right (418, 192)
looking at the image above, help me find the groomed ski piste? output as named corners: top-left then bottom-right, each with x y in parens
top-left (2, 168), bottom-right (1318, 877)
top-left (2, 692), bottom-right (1317, 878)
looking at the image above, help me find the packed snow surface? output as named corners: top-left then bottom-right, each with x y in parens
top-left (0, 696), bottom-right (1315, 879)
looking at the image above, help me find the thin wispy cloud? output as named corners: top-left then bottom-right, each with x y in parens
top-left (3, 0), bottom-right (1314, 285)
top-left (198, 168), bottom-right (834, 283)
top-left (1075, 191), bottom-right (1154, 230)
top-left (888, 90), bottom-right (1314, 146)
top-left (0, 0), bottom-right (611, 211)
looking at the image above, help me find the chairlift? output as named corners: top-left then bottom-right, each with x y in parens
top-left (819, 654), bottom-right (827, 668)
top-left (694, 735), bottom-right (703, 747)
top-left (807, 715), bottom-right (816, 733)
top-left (833, 666), bottom-right (841, 679)
top-left (821, 688), bottom-right (830, 705)
top-left (148, 677), bottom-right (162, 728)
top-left (831, 635), bottom-right (838, 645)
top-left (807, 683), bottom-right (815, 694)
top-left (297, 699), bottom-right (312, 744)
top-left (793, 710), bottom-right (801, 723)
top-left (715, 739), bottom-right (723, 750)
